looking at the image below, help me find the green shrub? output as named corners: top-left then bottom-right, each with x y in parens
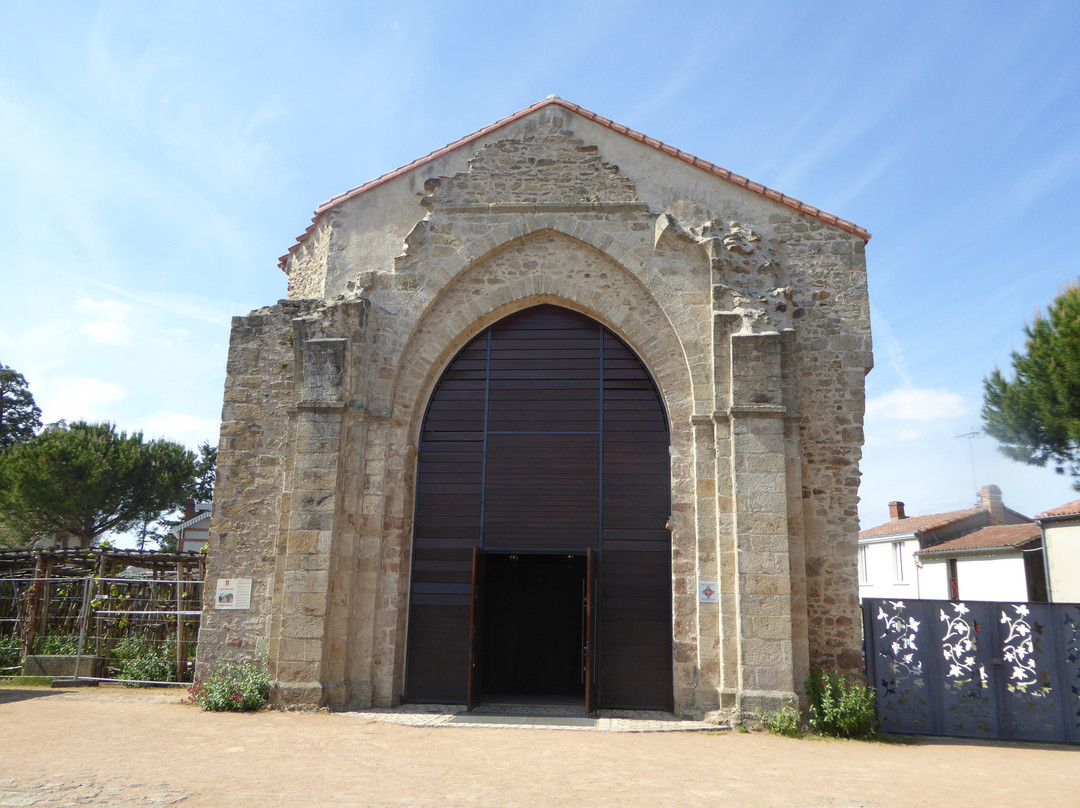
top-left (757, 704), bottom-right (803, 738)
top-left (111, 637), bottom-right (176, 684)
top-left (38, 634), bottom-right (79, 655)
top-left (805, 668), bottom-right (877, 740)
top-left (189, 657), bottom-right (270, 712)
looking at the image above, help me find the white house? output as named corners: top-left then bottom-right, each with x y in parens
top-left (171, 500), bottom-right (211, 553)
top-left (858, 485), bottom-right (1043, 602)
top-left (914, 523), bottom-right (1044, 602)
top-left (1034, 498), bottom-right (1080, 603)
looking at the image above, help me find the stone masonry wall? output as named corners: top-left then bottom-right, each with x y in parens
top-left (201, 106), bottom-right (872, 719)
top-left (199, 300), bottom-right (318, 671)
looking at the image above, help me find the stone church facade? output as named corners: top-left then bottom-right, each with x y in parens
top-left (196, 98), bottom-right (873, 719)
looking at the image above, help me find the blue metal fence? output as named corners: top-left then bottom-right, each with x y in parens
top-left (862, 597), bottom-right (1080, 743)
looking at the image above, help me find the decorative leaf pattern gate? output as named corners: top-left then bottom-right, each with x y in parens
top-left (863, 598), bottom-right (1080, 742)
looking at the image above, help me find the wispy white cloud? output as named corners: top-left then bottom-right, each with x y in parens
top-left (87, 8), bottom-right (289, 196)
top-left (1008, 138), bottom-right (1080, 213)
top-left (825, 151), bottom-right (898, 212)
top-left (624, 29), bottom-right (725, 123)
top-left (136, 411), bottom-right (219, 450)
top-left (36, 377), bottom-right (127, 424)
top-left (0, 88), bottom-right (119, 262)
top-left (75, 298), bottom-right (136, 344)
top-left (868, 306), bottom-right (912, 387)
top-left (866, 387), bottom-right (969, 422)
top-left (90, 280), bottom-right (241, 328)
top-left (80, 320), bottom-right (134, 345)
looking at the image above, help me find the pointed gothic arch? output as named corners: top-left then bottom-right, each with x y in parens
top-left (404, 304), bottom-right (673, 709)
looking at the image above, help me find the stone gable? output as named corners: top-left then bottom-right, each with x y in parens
top-left (199, 100), bottom-right (872, 722)
top-left (425, 125), bottom-right (639, 208)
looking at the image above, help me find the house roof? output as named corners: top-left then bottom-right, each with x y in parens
top-left (915, 523), bottom-right (1041, 556)
top-left (172, 509), bottom-right (211, 537)
top-left (1035, 497), bottom-right (1080, 520)
top-left (279, 96), bottom-right (872, 270)
top-left (859, 507), bottom-right (983, 539)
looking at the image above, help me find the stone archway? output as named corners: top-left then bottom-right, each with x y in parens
top-left (374, 230), bottom-right (699, 710)
top-left (404, 304), bottom-right (673, 710)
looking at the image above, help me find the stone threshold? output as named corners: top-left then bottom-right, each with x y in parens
top-left (337, 704), bottom-right (721, 733)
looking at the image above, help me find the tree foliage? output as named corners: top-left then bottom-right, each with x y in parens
top-left (0, 421), bottom-right (197, 545)
top-left (983, 284), bottom-right (1080, 486)
top-left (191, 441), bottom-right (217, 502)
top-left (0, 362), bottom-right (42, 450)
top-left (140, 441), bottom-right (217, 551)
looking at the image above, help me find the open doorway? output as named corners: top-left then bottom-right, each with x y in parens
top-left (479, 553), bottom-right (587, 702)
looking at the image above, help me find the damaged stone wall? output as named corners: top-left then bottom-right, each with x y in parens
top-left (198, 102), bottom-right (872, 719)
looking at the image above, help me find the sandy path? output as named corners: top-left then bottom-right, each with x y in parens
top-left (0, 686), bottom-right (1076, 807)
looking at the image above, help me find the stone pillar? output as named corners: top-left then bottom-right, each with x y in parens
top-left (270, 332), bottom-right (348, 707)
top-left (781, 329), bottom-right (810, 690)
top-left (691, 413), bottom-right (719, 712)
top-left (727, 331), bottom-right (797, 716)
top-left (712, 313), bottom-right (739, 711)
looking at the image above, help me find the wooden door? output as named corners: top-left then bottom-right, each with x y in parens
top-left (406, 305), bottom-right (671, 709)
top-left (466, 547), bottom-right (484, 711)
top-left (584, 547), bottom-right (598, 714)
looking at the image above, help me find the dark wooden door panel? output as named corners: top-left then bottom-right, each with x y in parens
top-left (406, 305), bottom-right (672, 709)
top-left (585, 547), bottom-right (597, 714)
top-left (467, 547), bottom-right (484, 710)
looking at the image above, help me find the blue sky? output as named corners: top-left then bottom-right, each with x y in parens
top-left (3, 0), bottom-right (1080, 536)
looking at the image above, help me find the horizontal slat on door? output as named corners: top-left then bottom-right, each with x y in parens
top-left (407, 306), bottom-right (672, 709)
top-left (599, 331), bottom-right (673, 711)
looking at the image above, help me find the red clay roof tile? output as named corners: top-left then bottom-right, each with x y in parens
top-left (859, 507), bottom-right (984, 539)
top-left (1035, 498), bottom-right (1080, 519)
top-left (915, 523), bottom-right (1041, 555)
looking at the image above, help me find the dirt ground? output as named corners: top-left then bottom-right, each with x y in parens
top-left (0, 685), bottom-right (1076, 808)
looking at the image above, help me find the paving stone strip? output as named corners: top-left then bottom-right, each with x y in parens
top-left (0, 771), bottom-right (188, 807)
top-left (338, 704), bottom-right (720, 732)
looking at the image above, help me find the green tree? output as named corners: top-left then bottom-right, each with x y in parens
top-left (191, 441), bottom-right (217, 501)
top-left (0, 421), bottom-right (197, 546)
top-left (139, 441), bottom-right (217, 551)
top-left (983, 283), bottom-right (1080, 486)
top-left (0, 363), bottom-right (42, 449)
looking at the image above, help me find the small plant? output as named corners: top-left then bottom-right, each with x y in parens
top-left (189, 657), bottom-right (270, 712)
top-left (112, 637), bottom-right (176, 684)
top-left (0, 633), bottom-right (21, 671)
top-left (805, 668), bottom-right (877, 740)
top-left (757, 704), bottom-right (803, 738)
top-left (38, 634), bottom-right (79, 655)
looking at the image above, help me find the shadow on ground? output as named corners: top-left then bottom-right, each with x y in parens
top-left (0, 687), bottom-right (63, 705)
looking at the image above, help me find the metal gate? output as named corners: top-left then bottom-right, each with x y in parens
top-left (863, 597), bottom-right (1080, 742)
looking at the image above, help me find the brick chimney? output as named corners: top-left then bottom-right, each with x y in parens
top-left (888, 501), bottom-right (906, 521)
top-left (184, 497), bottom-right (196, 521)
top-left (979, 484), bottom-right (1004, 525)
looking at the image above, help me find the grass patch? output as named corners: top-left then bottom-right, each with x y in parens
top-left (0, 677), bottom-right (54, 687)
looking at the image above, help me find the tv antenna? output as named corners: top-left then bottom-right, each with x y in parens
top-left (955, 429), bottom-right (982, 503)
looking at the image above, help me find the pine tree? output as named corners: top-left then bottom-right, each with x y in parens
top-left (0, 363), bottom-right (42, 449)
top-left (983, 283), bottom-right (1080, 486)
top-left (0, 422), bottom-right (197, 545)
top-left (191, 441), bottom-right (217, 502)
